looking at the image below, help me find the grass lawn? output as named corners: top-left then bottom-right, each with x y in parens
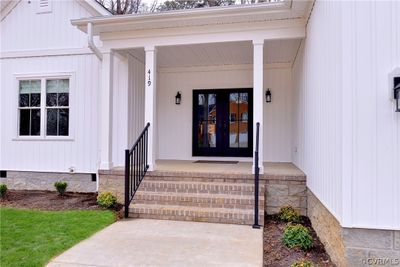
top-left (0, 207), bottom-right (115, 267)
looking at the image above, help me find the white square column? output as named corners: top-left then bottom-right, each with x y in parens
top-left (253, 40), bottom-right (264, 174)
top-left (144, 46), bottom-right (157, 171)
top-left (99, 51), bottom-right (114, 170)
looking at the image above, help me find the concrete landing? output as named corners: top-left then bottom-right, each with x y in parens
top-left (47, 219), bottom-right (263, 267)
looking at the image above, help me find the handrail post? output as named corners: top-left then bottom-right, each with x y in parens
top-left (253, 122), bottom-right (261, 229)
top-left (124, 149), bottom-right (130, 218)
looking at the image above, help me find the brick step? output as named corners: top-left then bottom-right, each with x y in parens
top-left (145, 174), bottom-right (255, 184)
top-left (129, 203), bottom-right (264, 225)
top-left (132, 191), bottom-right (264, 209)
top-left (139, 180), bottom-right (264, 196)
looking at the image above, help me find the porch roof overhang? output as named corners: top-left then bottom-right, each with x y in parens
top-left (71, 0), bottom-right (313, 39)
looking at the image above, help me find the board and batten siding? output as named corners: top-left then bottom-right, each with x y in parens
top-left (292, 0), bottom-right (343, 223)
top-left (341, 0), bottom-right (400, 230)
top-left (0, 54), bottom-right (101, 173)
top-left (157, 65), bottom-right (293, 162)
top-left (293, 0), bottom-right (400, 230)
top-left (111, 54), bottom-right (145, 167)
top-left (1, 0), bottom-right (93, 52)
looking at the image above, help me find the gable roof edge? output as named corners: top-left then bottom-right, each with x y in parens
top-left (78, 0), bottom-right (111, 16)
top-left (1, 0), bottom-right (110, 22)
top-left (1, 0), bottom-right (20, 22)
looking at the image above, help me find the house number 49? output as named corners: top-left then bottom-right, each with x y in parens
top-left (147, 69), bottom-right (151, 86)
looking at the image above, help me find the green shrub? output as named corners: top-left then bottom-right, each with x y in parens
top-left (278, 205), bottom-right (300, 223)
top-left (97, 192), bottom-right (117, 208)
top-left (282, 224), bottom-right (313, 250)
top-left (54, 181), bottom-right (68, 196)
top-left (0, 184), bottom-right (7, 198)
top-left (291, 259), bottom-right (314, 267)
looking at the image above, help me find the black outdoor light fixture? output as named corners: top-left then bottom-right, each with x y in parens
top-left (394, 77), bottom-right (400, 112)
top-left (175, 91), bottom-right (182, 105)
top-left (265, 89), bottom-right (272, 103)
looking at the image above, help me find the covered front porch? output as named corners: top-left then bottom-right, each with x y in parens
top-left (72, 1), bottom-right (310, 225)
top-left (70, 1), bottom-right (308, 174)
top-left (105, 37), bottom-right (302, 173)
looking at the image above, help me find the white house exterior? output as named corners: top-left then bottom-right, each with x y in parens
top-left (1, 0), bottom-right (399, 266)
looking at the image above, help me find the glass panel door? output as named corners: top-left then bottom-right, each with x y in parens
top-left (193, 89), bottom-right (252, 157)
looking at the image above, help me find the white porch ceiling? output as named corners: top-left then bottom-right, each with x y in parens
top-left (124, 39), bottom-right (301, 68)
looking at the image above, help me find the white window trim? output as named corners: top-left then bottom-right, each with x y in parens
top-left (13, 72), bottom-right (75, 141)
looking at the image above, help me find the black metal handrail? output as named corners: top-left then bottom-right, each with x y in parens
top-left (124, 122), bottom-right (150, 218)
top-left (253, 122), bottom-right (261, 229)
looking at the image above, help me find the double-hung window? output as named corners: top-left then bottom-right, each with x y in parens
top-left (18, 77), bottom-right (70, 138)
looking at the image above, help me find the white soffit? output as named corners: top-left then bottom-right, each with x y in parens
top-left (124, 39), bottom-right (301, 68)
top-left (72, 0), bottom-right (313, 34)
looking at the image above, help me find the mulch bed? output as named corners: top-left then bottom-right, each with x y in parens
top-left (0, 190), bottom-right (101, 210)
top-left (264, 215), bottom-right (335, 267)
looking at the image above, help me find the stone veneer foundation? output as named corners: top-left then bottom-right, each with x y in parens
top-left (308, 190), bottom-right (400, 267)
top-left (0, 171), bottom-right (96, 192)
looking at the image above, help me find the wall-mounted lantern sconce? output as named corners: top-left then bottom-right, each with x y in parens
top-left (265, 89), bottom-right (272, 103)
top-left (394, 77), bottom-right (400, 112)
top-left (175, 91), bottom-right (182, 105)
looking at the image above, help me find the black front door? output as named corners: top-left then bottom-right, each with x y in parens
top-left (192, 88), bottom-right (253, 157)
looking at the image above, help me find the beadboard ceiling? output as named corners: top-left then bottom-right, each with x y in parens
top-left (124, 39), bottom-right (301, 68)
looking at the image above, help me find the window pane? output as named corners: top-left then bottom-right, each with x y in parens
top-left (19, 80), bottom-right (40, 94)
top-left (46, 93), bottom-right (57, 107)
top-left (229, 93), bottom-right (238, 123)
top-left (19, 94), bottom-right (29, 107)
top-left (19, 110), bottom-right (30, 136)
top-left (46, 79), bottom-right (69, 93)
top-left (47, 109), bottom-right (58, 136)
top-left (197, 120), bottom-right (207, 148)
top-left (30, 93), bottom-right (41, 107)
top-left (229, 121), bottom-right (239, 148)
top-left (208, 120), bottom-right (216, 148)
top-left (59, 109), bottom-right (69, 136)
top-left (239, 121), bottom-right (248, 148)
top-left (31, 109), bottom-right (41, 136)
top-left (208, 94), bottom-right (216, 121)
top-left (58, 93), bottom-right (69, 106)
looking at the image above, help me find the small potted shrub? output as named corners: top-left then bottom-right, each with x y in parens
top-left (291, 259), bottom-right (314, 267)
top-left (0, 184), bottom-right (7, 198)
top-left (97, 192), bottom-right (117, 208)
top-left (54, 181), bottom-right (68, 196)
top-left (278, 205), bottom-right (300, 223)
top-left (282, 223), bottom-right (313, 250)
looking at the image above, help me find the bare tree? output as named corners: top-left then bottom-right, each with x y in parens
top-left (97, 0), bottom-right (276, 14)
top-left (97, 0), bottom-right (147, 14)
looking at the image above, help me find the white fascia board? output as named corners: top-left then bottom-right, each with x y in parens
top-left (71, 1), bottom-right (291, 33)
top-left (100, 24), bottom-right (305, 51)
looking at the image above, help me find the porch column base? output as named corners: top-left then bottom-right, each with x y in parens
top-left (252, 165), bottom-right (264, 174)
top-left (147, 163), bottom-right (156, 172)
top-left (100, 162), bottom-right (113, 170)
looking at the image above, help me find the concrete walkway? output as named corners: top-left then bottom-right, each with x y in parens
top-left (47, 219), bottom-right (263, 267)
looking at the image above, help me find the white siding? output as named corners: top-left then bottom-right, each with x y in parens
top-left (157, 65), bottom-right (293, 162)
top-left (292, 1), bottom-right (343, 222)
top-left (293, 0), bottom-right (400, 230)
top-left (111, 55), bottom-right (129, 167)
top-left (341, 1), bottom-right (400, 229)
top-left (112, 54), bottom-right (145, 167)
top-left (127, 55), bottom-right (145, 147)
top-left (0, 54), bottom-right (101, 173)
top-left (1, 0), bottom-right (92, 52)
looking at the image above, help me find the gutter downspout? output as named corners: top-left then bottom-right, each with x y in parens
top-left (88, 22), bottom-right (103, 61)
